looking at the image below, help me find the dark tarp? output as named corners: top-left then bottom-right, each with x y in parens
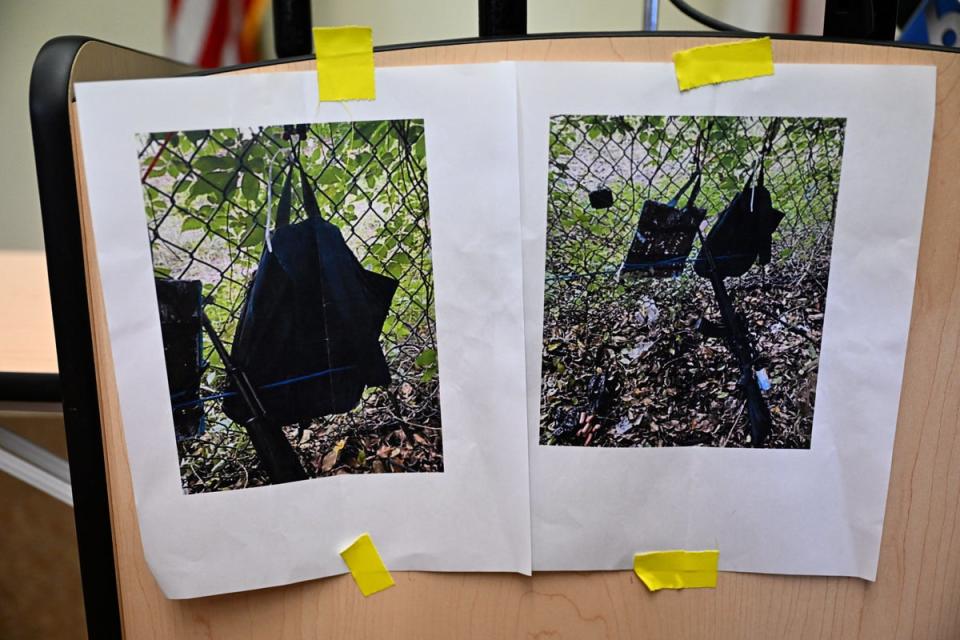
top-left (155, 278), bottom-right (205, 440)
top-left (621, 170), bottom-right (707, 278)
top-left (694, 170), bottom-right (785, 279)
top-left (222, 163), bottom-right (398, 427)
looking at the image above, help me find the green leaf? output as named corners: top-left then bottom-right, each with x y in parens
top-left (413, 135), bottom-right (426, 161)
top-left (416, 348), bottom-right (439, 382)
top-left (195, 155), bottom-right (236, 173)
top-left (241, 226), bottom-right (264, 248)
top-left (189, 179), bottom-right (220, 201)
top-left (241, 172), bottom-right (260, 201)
top-left (205, 170), bottom-right (236, 195)
top-left (180, 217), bottom-right (205, 232)
top-left (415, 348), bottom-right (437, 367)
top-left (318, 167), bottom-right (347, 186)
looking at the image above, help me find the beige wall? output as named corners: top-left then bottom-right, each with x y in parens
top-left (311, 0), bottom-right (475, 45)
top-left (527, 0), bottom-right (822, 35)
top-left (0, 0), bottom-right (165, 251)
top-left (2, 0), bottom-right (811, 251)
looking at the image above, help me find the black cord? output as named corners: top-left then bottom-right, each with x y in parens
top-left (667, 0), bottom-right (751, 33)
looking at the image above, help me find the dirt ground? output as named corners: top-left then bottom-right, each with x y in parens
top-left (540, 257), bottom-right (827, 449)
top-left (177, 357), bottom-right (443, 494)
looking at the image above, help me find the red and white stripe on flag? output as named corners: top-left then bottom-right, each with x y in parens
top-left (166, 0), bottom-right (268, 68)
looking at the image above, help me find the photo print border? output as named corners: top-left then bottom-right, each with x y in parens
top-left (138, 119), bottom-right (444, 493)
top-left (540, 114), bottom-right (846, 450)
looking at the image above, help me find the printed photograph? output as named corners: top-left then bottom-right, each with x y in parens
top-left (541, 115), bottom-right (846, 449)
top-left (138, 119), bottom-right (442, 493)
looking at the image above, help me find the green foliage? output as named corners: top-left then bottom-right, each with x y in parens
top-left (545, 114), bottom-right (846, 298)
top-left (415, 347), bottom-right (439, 382)
top-left (139, 118), bottom-right (434, 385)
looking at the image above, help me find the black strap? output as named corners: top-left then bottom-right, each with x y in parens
top-left (687, 172), bottom-right (702, 207)
top-left (676, 121), bottom-right (710, 209)
top-left (276, 159), bottom-right (325, 228)
top-left (754, 118), bottom-right (780, 189)
top-left (742, 162), bottom-right (768, 194)
top-left (668, 169), bottom-right (701, 209)
top-left (667, 171), bottom-right (699, 208)
top-left (298, 159), bottom-right (322, 219)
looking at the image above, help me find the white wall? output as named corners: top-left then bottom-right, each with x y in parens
top-left (2, 0), bottom-right (816, 251)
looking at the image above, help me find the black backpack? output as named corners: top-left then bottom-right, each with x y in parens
top-left (222, 163), bottom-right (398, 427)
top-left (620, 169), bottom-right (707, 278)
top-left (694, 167), bottom-right (785, 279)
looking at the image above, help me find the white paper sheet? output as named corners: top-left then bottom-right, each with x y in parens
top-left (518, 62), bottom-right (936, 580)
top-left (76, 60), bottom-right (937, 593)
top-left (75, 64), bottom-right (532, 598)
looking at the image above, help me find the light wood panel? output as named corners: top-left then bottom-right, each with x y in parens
top-left (69, 36), bottom-right (960, 638)
top-left (0, 251), bottom-right (57, 374)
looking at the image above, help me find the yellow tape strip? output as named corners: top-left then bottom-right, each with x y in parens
top-left (672, 37), bottom-right (774, 91)
top-left (312, 26), bottom-right (375, 101)
top-left (340, 533), bottom-right (395, 596)
top-left (633, 550), bottom-right (719, 591)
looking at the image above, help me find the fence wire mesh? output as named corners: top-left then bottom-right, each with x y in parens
top-left (138, 119), bottom-right (441, 492)
top-left (542, 115), bottom-right (846, 448)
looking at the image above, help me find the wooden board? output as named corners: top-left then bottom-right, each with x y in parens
top-left (0, 251), bottom-right (57, 375)
top-left (70, 36), bottom-right (960, 638)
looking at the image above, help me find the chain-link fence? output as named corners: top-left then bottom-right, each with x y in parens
top-left (137, 119), bottom-right (442, 492)
top-left (546, 116), bottom-right (844, 295)
top-left (542, 115), bottom-right (846, 448)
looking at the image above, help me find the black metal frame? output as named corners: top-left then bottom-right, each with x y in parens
top-left (667, 0), bottom-right (747, 32)
top-left (0, 372), bottom-right (60, 403)
top-left (824, 0), bottom-right (898, 39)
top-left (668, 0), bottom-right (900, 39)
top-left (30, 36), bottom-right (127, 639)
top-left (479, 0), bottom-right (527, 38)
top-left (29, 30), bottom-right (956, 639)
top-left (272, 0), bottom-right (312, 57)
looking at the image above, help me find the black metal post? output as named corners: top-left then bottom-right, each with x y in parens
top-left (273, 0), bottom-right (313, 58)
top-left (697, 236), bottom-right (772, 447)
top-left (479, 0), bottom-right (527, 38)
top-left (824, 0), bottom-right (897, 40)
top-left (201, 314), bottom-right (307, 483)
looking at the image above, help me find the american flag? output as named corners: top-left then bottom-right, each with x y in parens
top-left (166, 0), bottom-right (269, 67)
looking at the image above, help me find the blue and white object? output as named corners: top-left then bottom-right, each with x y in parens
top-left (901, 0), bottom-right (960, 47)
top-left (756, 367), bottom-right (772, 392)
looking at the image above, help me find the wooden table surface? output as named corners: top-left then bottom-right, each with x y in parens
top-left (55, 34), bottom-right (960, 639)
top-left (0, 251), bottom-right (57, 375)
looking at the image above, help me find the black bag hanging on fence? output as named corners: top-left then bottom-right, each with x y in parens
top-left (155, 278), bottom-right (205, 440)
top-left (620, 168), bottom-right (707, 278)
top-left (589, 187), bottom-right (614, 209)
top-left (693, 164), bottom-right (786, 279)
top-left (222, 163), bottom-right (398, 427)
